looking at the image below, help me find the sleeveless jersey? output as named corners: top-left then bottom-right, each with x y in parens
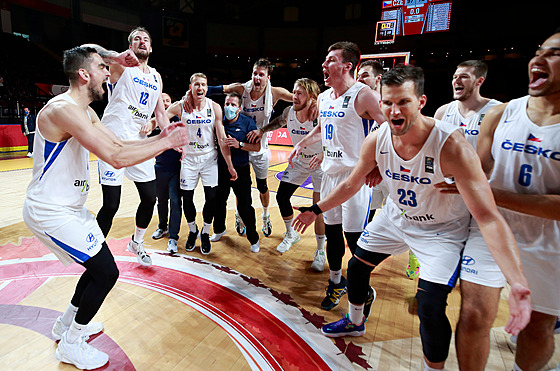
top-left (443, 99), bottom-right (501, 148)
top-left (489, 95), bottom-right (560, 244)
top-left (26, 94), bottom-right (91, 211)
top-left (242, 87), bottom-right (269, 153)
top-left (287, 107), bottom-right (321, 164)
top-left (180, 97), bottom-right (217, 156)
top-left (376, 119), bottom-right (469, 224)
top-left (319, 82), bottom-right (369, 174)
top-left (102, 66), bottom-right (160, 139)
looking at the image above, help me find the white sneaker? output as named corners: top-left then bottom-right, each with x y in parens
top-left (311, 249), bottom-right (326, 272)
top-left (127, 238), bottom-right (152, 266)
top-left (250, 241), bottom-right (260, 253)
top-left (276, 231), bottom-right (300, 253)
top-left (56, 332), bottom-right (109, 370)
top-left (167, 239), bottom-right (178, 253)
top-left (262, 214), bottom-right (272, 237)
top-left (152, 228), bottom-right (168, 239)
top-left (210, 229), bottom-right (226, 242)
top-left (51, 316), bottom-right (103, 341)
top-left (235, 212), bottom-right (246, 236)
top-left (27, 152), bottom-right (33, 158)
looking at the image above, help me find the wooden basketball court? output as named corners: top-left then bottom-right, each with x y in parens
top-left (1, 146), bottom-right (558, 370)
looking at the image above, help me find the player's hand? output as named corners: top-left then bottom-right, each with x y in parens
top-left (292, 206), bottom-right (318, 233)
top-left (504, 283), bottom-right (532, 336)
top-left (365, 167), bottom-right (382, 188)
top-left (306, 99), bottom-right (319, 122)
top-left (225, 134), bottom-right (240, 148)
top-left (228, 166), bottom-right (238, 181)
top-left (161, 122), bottom-right (189, 149)
top-left (115, 50), bottom-right (139, 67)
top-left (246, 129), bottom-right (263, 144)
top-left (309, 152), bottom-right (323, 170)
top-left (181, 90), bottom-right (195, 114)
top-left (434, 180), bottom-right (459, 194)
top-left (140, 122), bottom-right (155, 136)
top-left (288, 144), bottom-right (303, 168)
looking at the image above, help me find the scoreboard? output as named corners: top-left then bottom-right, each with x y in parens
top-left (381, 0), bottom-right (452, 36)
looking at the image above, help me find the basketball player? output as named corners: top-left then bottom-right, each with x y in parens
top-left (433, 60), bottom-right (502, 370)
top-left (293, 65), bottom-right (531, 371)
top-left (157, 73), bottom-right (236, 255)
top-left (251, 78), bottom-right (326, 270)
top-left (288, 41), bottom-right (386, 311)
top-left (22, 46), bottom-right (188, 370)
top-left (188, 59), bottom-right (293, 238)
top-left (91, 27), bottom-right (172, 266)
top-left (438, 31), bottom-right (560, 370)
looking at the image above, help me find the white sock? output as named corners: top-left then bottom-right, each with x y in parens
top-left (348, 302), bottom-right (364, 325)
top-left (330, 270), bottom-right (342, 284)
top-left (316, 234), bottom-right (326, 251)
top-left (423, 360), bottom-right (443, 371)
top-left (283, 218), bottom-right (294, 234)
top-left (512, 363), bottom-right (524, 371)
top-left (202, 222), bottom-right (211, 234)
top-left (61, 303), bottom-right (78, 327)
top-left (66, 320), bottom-right (87, 343)
top-left (188, 221), bottom-right (197, 233)
top-left (134, 227), bottom-right (146, 242)
top-left (263, 207), bottom-right (269, 217)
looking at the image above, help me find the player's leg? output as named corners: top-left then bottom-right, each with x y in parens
top-left (275, 180), bottom-right (300, 253)
top-left (96, 184), bottom-right (122, 237)
top-left (514, 311), bottom-right (557, 371)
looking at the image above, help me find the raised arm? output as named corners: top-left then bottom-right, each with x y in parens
top-left (355, 87), bottom-right (386, 124)
top-left (271, 86), bottom-right (293, 105)
top-left (80, 43), bottom-right (139, 82)
top-left (442, 130), bottom-right (531, 335)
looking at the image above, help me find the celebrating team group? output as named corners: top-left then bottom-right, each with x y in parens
top-left (22, 25), bottom-right (560, 370)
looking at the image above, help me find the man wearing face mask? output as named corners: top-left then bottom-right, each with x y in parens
top-left (211, 92), bottom-right (262, 253)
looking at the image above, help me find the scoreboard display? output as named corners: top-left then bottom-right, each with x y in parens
top-left (381, 0), bottom-right (452, 36)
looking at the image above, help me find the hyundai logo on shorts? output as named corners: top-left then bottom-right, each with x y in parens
top-left (462, 255), bottom-right (475, 266)
top-left (86, 233), bottom-right (95, 243)
top-left (104, 171), bottom-right (115, 177)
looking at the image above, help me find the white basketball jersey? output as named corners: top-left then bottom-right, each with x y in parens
top-left (489, 95), bottom-right (560, 245)
top-left (319, 82), bottom-right (369, 174)
top-left (242, 87), bottom-right (269, 153)
top-left (287, 107), bottom-right (321, 164)
top-left (377, 119), bottom-right (469, 224)
top-left (443, 99), bottom-right (501, 148)
top-left (26, 94), bottom-right (91, 211)
top-left (102, 66), bottom-right (160, 140)
top-left (180, 97), bottom-right (217, 156)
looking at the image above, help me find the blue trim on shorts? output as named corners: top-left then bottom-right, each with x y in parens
top-left (447, 258), bottom-right (461, 287)
top-left (45, 232), bottom-right (90, 264)
top-left (40, 140), bottom-right (67, 180)
top-left (363, 192), bottom-right (372, 230)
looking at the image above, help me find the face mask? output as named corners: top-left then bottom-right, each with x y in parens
top-left (224, 105), bottom-right (238, 121)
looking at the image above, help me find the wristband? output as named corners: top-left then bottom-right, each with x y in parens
top-left (299, 203), bottom-right (322, 215)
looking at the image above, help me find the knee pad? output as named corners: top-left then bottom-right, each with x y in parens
top-left (276, 192), bottom-right (293, 218)
top-left (347, 257), bottom-right (374, 304)
top-left (344, 231), bottom-right (361, 255)
top-left (415, 280), bottom-right (453, 363)
top-left (325, 224), bottom-right (345, 271)
top-left (256, 178), bottom-right (268, 194)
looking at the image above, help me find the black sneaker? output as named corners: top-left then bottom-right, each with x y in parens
top-left (363, 286), bottom-right (377, 320)
top-left (321, 276), bottom-right (348, 311)
top-left (185, 228), bottom-right (199, 252)
top-left (200, 233), bottom-right (211, 255)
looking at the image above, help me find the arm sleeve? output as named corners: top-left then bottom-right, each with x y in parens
top-left (207, 85), bottom-right (224, 96)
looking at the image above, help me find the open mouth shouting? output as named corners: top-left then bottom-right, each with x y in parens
top-left (529, 67), bottom-right (549, 90)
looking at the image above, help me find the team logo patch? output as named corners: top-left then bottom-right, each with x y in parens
top-left (342, 96), bottom-right (350, 109)
top-left (207, 109), bottom-right (212, 117)
top-left (425, 156), bottom-right (434, 174)
top-left (478, 114), bottom-right (485, 125)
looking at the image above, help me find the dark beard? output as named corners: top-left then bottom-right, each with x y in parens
top-left (134, 49), bottom-right (149, 61)
top-left (88, 84), bottom-right (104, 102)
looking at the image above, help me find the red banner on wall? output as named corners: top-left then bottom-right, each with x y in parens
top-left (266, 128), bottom-right (292, 146)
